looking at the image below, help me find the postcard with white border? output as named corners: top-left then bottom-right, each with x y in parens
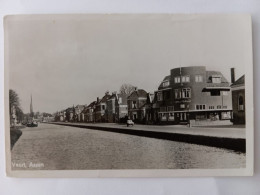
top-left (4, 14), bottom-right (253, 177)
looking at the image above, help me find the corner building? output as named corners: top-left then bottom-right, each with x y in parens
top-left (154, 66), bottom-right (232, 125)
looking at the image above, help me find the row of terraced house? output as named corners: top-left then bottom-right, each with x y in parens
top-left (55, 66), bottom-right (245, 125)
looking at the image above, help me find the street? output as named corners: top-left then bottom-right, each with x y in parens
top-left (11, 123), bottom-right (245, 170)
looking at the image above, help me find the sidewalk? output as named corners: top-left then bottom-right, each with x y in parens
top-left (52, 122), bottom-right (245, 139)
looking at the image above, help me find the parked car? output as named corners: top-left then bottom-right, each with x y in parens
top-left (27, 121), bottom-right (38, 127)
top-left (126, 120), bottom-right (134, 127)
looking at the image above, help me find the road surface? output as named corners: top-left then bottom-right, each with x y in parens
top-left (11, 123), bottom-right (245, 170)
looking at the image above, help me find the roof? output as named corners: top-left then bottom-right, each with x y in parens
top-left (206, 71), bottom-right (229, 83)
top-left (66, 107), bottom-right (74, 112)
top-left (98, 93), bottom-right (111, 104)
top-left (231, 75), bottom-right (245, 87)
top-left (158, 75), bottom-right (170, 88)
top-left (75, 105), bottom-right (84, 111)
top-left (87, 101), bottom-right (97, 108)
top-left (107, 93), bottom-right (117, 101)
top-left (206, 71), bottom-right (230, 87)
top-left (81, 101), bottom-right (97, 113)
top-left (128, 89), bottom-right (147, 99)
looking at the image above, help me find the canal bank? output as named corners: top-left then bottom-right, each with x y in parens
top-left (50, 122), bottom-right (245, 153)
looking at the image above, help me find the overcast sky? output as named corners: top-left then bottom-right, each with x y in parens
top-left (5, 14), bottom-right (250, 113)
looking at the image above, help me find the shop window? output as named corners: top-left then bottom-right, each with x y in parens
top-left (169, 113), bottom-right (174, 121)
top-left (221, 111), bottom-right (231, 119)
top-left (161, 113), bottom-right (167, 121)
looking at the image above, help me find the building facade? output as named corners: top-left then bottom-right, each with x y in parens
top-left (231, 75), bottom-right (245, 124)
top-left (115, 93), bottom-right (128, 123)
top-left (152, 66), bottom-right (232, 125)
top-left (74, 105), bottom-right (84, 122)
top-left (106, 93), bottom-right (117, 123)
top-left (127, 88), bottom-right (147, 123)
top-left (95, 92), bottom-right (111, 122)
top-left (83, 101), bottom-right (96, 123)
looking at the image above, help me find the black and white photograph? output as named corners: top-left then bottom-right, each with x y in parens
top-left (4, 14), bottom-right (253, 177)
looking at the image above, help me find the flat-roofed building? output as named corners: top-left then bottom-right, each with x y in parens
top-left (153, 66), bottom-right (232, 125)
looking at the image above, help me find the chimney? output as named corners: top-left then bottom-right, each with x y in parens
top-left (97, 97), bottom-right (99, 102)
top-left (231, 68), bottom-right (235, 84)
top-left (105, 91), bottom-right (109, 95)
top-left (134, 87), bottom-right (138, 91)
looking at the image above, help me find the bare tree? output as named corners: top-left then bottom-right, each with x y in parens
top-left (119, 84), bottom-right (136, 96)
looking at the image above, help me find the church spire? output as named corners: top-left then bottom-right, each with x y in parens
top-left (30, 94), bottom-right (34, 118)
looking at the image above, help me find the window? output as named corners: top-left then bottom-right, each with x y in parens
top-left (238, 96), bottom-right (244, 111)
top-left (221, 111), bottom-right (231, 119)
top-left (180, 104), bottom-right (185, 109)
top-left (161, 113), bottom-right (167, 121)
top-left (175, 88), bottom-right (191, 99)
top-left (102, 105), bottom-right (105, 110)
top-left (209, 106), bottom-right (214, 109)
top-left (157, 92), bottom-right (163, 101)
top-left (175, 89), bottom-right (180, 99)
top-left (174, 77), bottom-right (181, 83)
top-left (181, 76), bottom-right (190, 83)
top-left (195, 75), bottom-right (203, 82)
top-left (212, 76), bottom-right (221, 83)
top-left (118, 97), bottom-right (122, 104)
top-left (196, 104), bottom-right (206, 110)
top-left (182, 88), bottom-right (191, 98)
top-left (132, 101), bottom-right (137, 109)
top-left (162, 81), bottom-right (170, 87)
top-left (217, 105), bottom-right (221, 109)
top-left (169, 113), bottom-right (174, 121)
top-left (223, 106), bottom-right (227, 109)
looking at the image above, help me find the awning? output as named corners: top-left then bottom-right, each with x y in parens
top-left (202, 87), bottom-right (230, 91)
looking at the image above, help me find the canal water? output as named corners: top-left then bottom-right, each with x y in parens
top-left (11, 123), bottom-right (245, 170)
